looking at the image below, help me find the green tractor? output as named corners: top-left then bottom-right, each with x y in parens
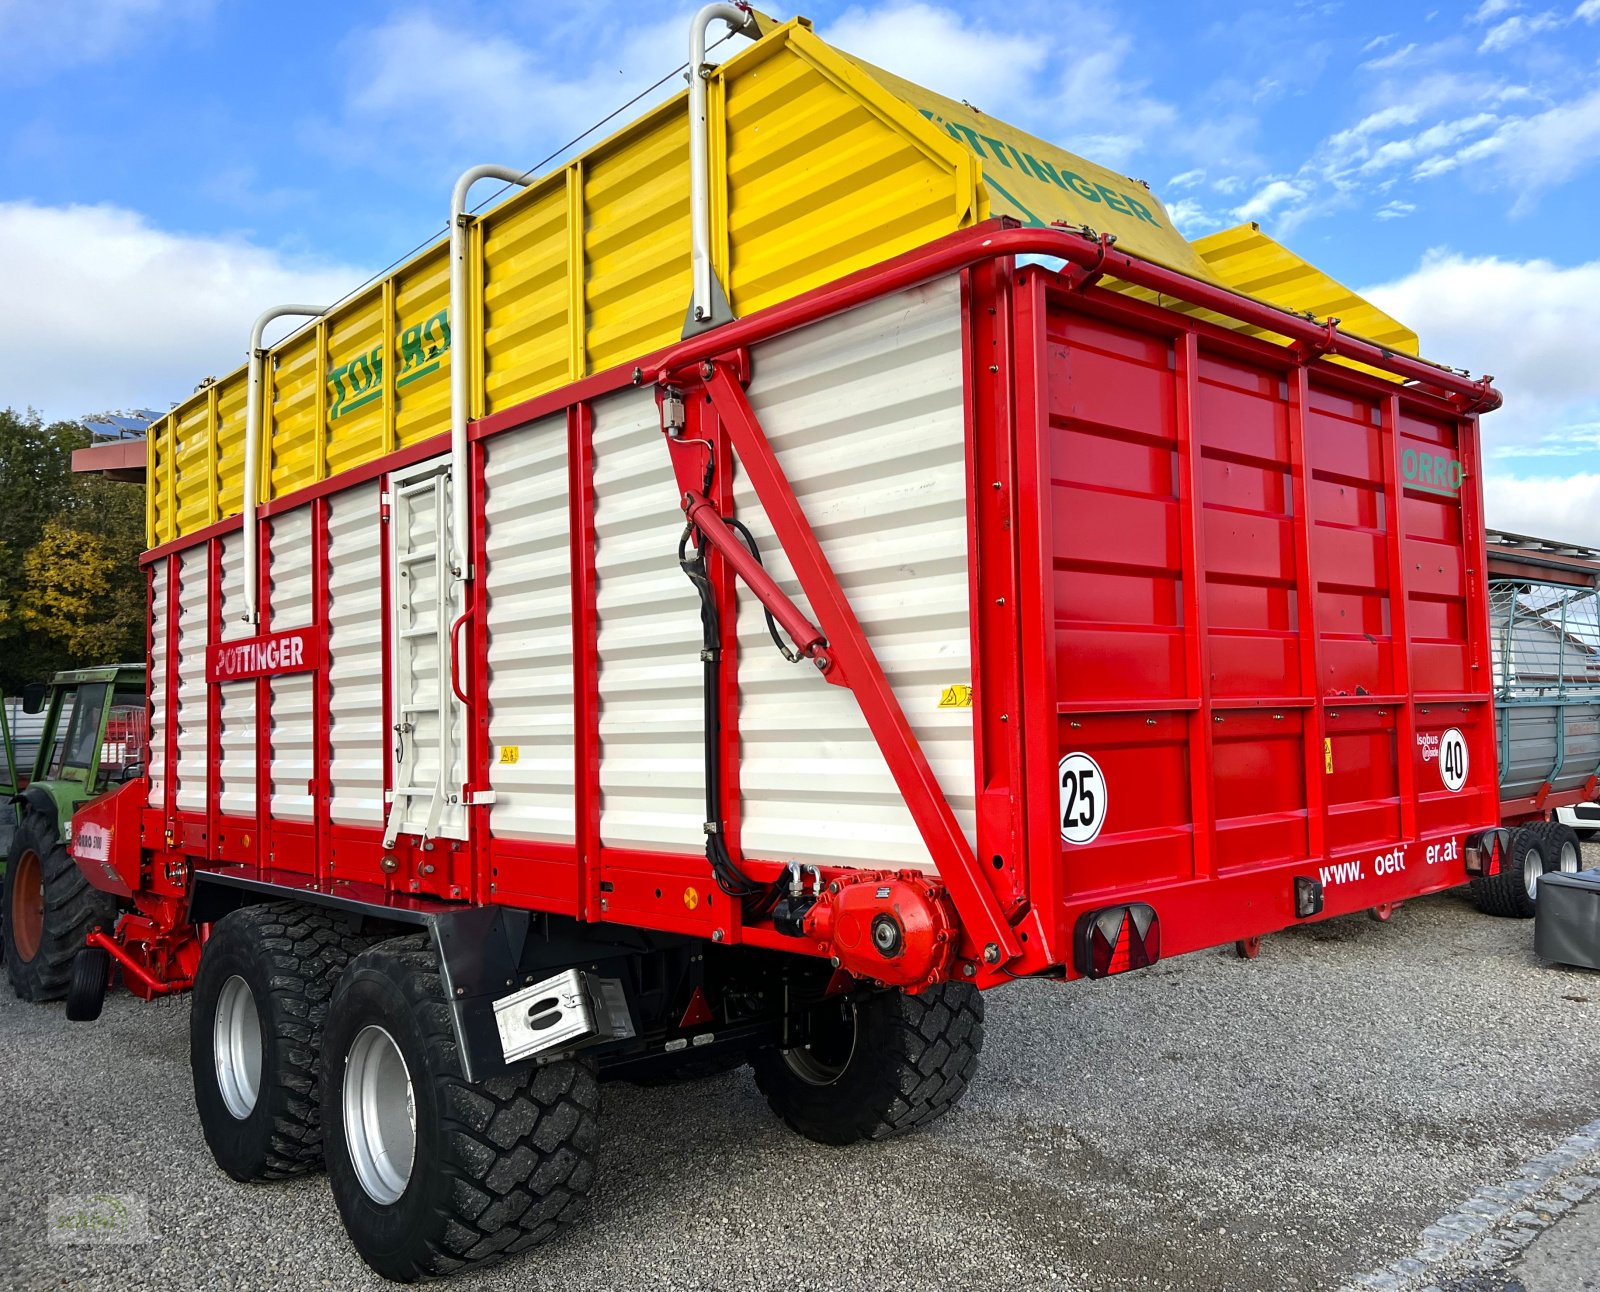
top-left (2, 663), bottom-right (146, 1002)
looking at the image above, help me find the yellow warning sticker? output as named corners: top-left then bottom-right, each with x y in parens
top-left (1324, 738), bottom-right (1333, 774)
top-left (939, 684), bottom-right (974, 708)
top-left (498, 746), bottom-right (520, 765)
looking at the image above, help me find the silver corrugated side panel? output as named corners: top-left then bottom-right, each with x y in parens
top-left (735, 277), bottom-right (975, 873)
top-left (485, 414), bottom-right (576, 843)
top-left (592, 390), bottom-right (707, 852)
top-left (173, 545), bottom-right (209, 814)
top-left (327, 483), bottom-right (384, 827)
top-left (269, 506), bottom-right (316, 823)
top-left (217, 534), bottom-right (256, 817)
top-left (148, 559), bottom-right (168, 805)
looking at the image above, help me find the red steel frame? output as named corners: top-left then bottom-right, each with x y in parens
top-left (113, 219), bottom-right (1504, 990)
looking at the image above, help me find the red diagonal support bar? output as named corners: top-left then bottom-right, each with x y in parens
top-left (698, 361), bottom-right (1022, 964)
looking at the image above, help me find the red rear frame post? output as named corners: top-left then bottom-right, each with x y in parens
top-left (686, 359), bottom-right (1022, 965)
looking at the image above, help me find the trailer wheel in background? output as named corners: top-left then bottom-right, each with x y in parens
top-left (321, 934), bottom-right (599, 1282)
top-left (1468, 824), bottom-right (1547, 919)
top-left (1538, 822), bottom-right (1583, 877)
top-left (2, 811), bottom-right (118, 1002)
top-left (191, 903), bottom-right (372, 1181)
top-left (64, 945), bottom-right (112, 1021)
top-left (751, 982), bottom-right (984, 1146)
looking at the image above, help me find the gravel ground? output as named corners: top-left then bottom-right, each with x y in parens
top-left (2, 882), bottom-right (1597, 1292)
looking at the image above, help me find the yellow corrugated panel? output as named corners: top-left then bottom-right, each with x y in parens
top-left (853, 56), bottom-right (1214, 282)
top-left (394, 245), bottom-right (451, 449)
top-left (584, 106), bottom-right (693, 373)
top-left (215, 372), bottom-right (248, 520)
top-left (157, 18), bottom-right (1338, 549)
top-left (1111, 223), bottom-right (1418, 381)
top-left (725, 28), bottom-right (977, 314)
top-left (326, 289), bottom-right (385, 476)
top-left (268, 328), bottom-right (320, 499)
top-left (482, 183), bottom-right (572, 415)
top-left (1190, 223), bottom-right (1418, 354)
top-left (149, 413), bottom-right (174, 546)
top-left (173, 398), bottom-right (213, 536)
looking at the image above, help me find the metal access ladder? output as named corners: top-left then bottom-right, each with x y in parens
top-left (383, 458), bottom-right (468, 848)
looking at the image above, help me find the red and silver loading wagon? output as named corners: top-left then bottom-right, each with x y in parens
top-left (56, 7), bottom-right (1516, 1280)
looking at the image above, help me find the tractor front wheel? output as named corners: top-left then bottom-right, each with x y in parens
top-left (3, 811), bottom-right (118, 1002)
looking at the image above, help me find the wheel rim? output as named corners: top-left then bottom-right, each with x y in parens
top-left (1523, 846), bottom-right (1546, 901)
top-left (214, 975), bottom-right (263, 1119)
top-left (11, 849), bottom-right (44, 963)
top-left (782, 1000), bottom-right (859, 1087)
top-left (1558, 838), bottom-right (1581, 874)
top-left (344, 1025), bottom-right (416, 1205)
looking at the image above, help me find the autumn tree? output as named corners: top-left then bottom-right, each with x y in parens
top-left (0, 408), bottom-right (146, 692)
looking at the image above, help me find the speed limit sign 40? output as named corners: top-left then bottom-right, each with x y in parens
top-left (1058, 752), bottom-right (1108, 844)
top-left (1439, 727), bottom-right (1468, 792)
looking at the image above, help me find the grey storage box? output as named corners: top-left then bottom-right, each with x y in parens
top-left (1535, 869), bottom-right (1600, 970)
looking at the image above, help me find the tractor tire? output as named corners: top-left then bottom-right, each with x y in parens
top-left (1469, 824), bottom-right (1546, 919)
top-left (321, 934), bottom-right (600, 1282)
top-left (3, 810), bottom-right (118, 1002)
top-left (65, 945), bottom-right (112, 1022)
top-left (751, 982), bottom-right (984, 1146)
top-left (1539, 822), bottom-right (1583, 877)
top-left (191, 903), bottom-right (373, 1182)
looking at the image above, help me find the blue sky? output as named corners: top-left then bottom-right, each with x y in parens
top-left (3, 0), bottom-right (1599, 536)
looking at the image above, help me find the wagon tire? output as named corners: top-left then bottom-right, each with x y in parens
top-left (1539, 822), bottom-right (1583, 877)
top-left (321, 934), bottom-right (600, 1282)
top-left (751, 982), bottom-right (984, 1146)
top-left (64, 945), bottom-right (112, 1021)
top-left (1469, 824), bottom-right (1545, 919)
top-left (191, 902), bottom-right (374, 1181)
top-left (3, 810), bottom-right (119, 1002)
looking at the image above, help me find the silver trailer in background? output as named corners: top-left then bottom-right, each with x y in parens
top-left (1486, 531), bottom-right (1600, 852)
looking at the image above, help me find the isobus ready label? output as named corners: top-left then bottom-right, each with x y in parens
top-left (1417, 727), bottom-right (1469, 793)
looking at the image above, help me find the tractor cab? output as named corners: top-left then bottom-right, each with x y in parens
top-left (2, 662), bottom-right (145, 1001)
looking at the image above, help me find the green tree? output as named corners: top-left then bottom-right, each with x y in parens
top-left (0, 408), bottom-right (146, 691)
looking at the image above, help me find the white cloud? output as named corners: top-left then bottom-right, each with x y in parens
top-left (1375, 199), bottom-right (1417, 219)
top-left (1480, 472), bottom-right (1600, 545)
top-left (1168, 168), bottom-right (1206, 189)
top-left (1234, 178), bottom-right (1307, 221)
top-left (1579, 0), bottom-right (1600, 20)
top-left (336, 7), bottom-right (734, 163)
top-left (1471, 0), bottom-right (1522, 21)
top-left (1361, 42), bottom-right (1418, 70)
top-left (1364, 251), bottom-right (1600, 543)
top-left (1363, 251), bottom-right (1600, 460)
top-left (1478, 10), bottom-right (1564, 50)
top-left (1166, 198), bottom-right (1224, 234)
top-left (828, 2), bottom-right (1047, 113)
top-left (0, 0), bottom-right (211, 81)
top-left (0, 202), bottom-right (359, 422)
top-left (1408, 87), bottom-right (1600, 205)
top-left (1362, 32), bottom-right (1398, 51)
top-left (1359, 112), bottom-right (1500, 173)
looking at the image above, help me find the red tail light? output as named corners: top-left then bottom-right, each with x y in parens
top-left (1465, 828), bottom-right (1513, 877)
top-left (1073, 904), bottom-right (1160, 979)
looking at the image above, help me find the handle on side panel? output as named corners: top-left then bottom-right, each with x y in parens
top-left (450, 610), bottom-right (472, 704)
